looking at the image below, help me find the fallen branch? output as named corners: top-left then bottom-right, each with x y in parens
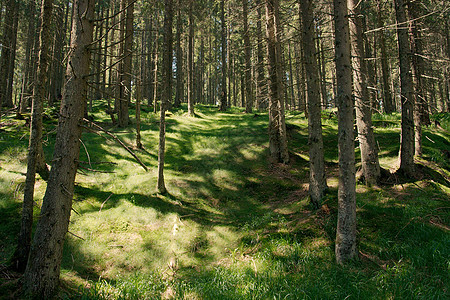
top-left (82, 119), bottom-right (148, 171)
top-left (99, 193), bottom-right (113, 212)
top-left (78, 165), bottom-right (115, 173)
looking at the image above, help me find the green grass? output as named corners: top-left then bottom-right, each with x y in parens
top-left (0, 104), bottom-right (449, 299)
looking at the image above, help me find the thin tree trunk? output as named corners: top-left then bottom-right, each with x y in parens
top-left (10, 0), bottom-right (53, 272)
top-left (266, 0), bottom-right (289, 164)
top-left (174, 0), bottom-right (183, 108)
top-left (187, 0), bottom-right (194, 116)
top-left (395, 0), bottom-right (415, 176)
top-left (377, 0), bottom-right (394, 114)
top-left (334, 0), bottom-right (357, 264)
top-left (299, 0), bottom-right (327, 208)
top-left (219, 0), bottom-right (227, 111)
top-left (157, 0), bottom-right (173, 193)
top-left (22, 0), bottom-right (94, 296)
top-left (242, 0), bottom-right (253, 113)
top-left (348, 0), bottom-right (381, 185)
top-left (256, 1), bottom-right (266, 111)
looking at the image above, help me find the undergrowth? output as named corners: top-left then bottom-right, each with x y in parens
top-left (0, 103), bottom-right (449, 299)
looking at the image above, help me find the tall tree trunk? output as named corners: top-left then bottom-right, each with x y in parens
top-left (174, 0), bottom-right (183, 108)
top-left (299, 0), bottom-right (327, 208)
top-left (19, 0), bottom-right (38, 113)
top-left (334, 0), bottom-right (357, 264)
top-left (0, 0), bottom-right (18, 108)
top-left (187, 0), bottom-right (194, 116)
top-left (22, 0), bottom-right (94, 296)
top-left (117, 0), bottom-right (134, 127)
top-left (242, 0), bottom-right (253, 113)
top-left (348, 0), bottom-right (381, 185)
top-left (10, 0), bottom-right (53, 272)
top-left (408, 1), bottom-right (429, 157)
top-left (377, 0), bottom-right (394, 114)
top-left (395, 0), bottom-right (415, 176)
top-left (219, 0), bottom-right (227, 111)
top-left (256, 1), bottom-right (266, 111)
top-left (266, 0), bottom-right (289, 164)
top-left (157, 0), bottom-right (173, 193)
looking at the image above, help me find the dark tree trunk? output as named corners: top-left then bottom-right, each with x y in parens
top-left (395, 0), bottom-right (415, 176)
top-left (22, 0), bottom-right (94, 296)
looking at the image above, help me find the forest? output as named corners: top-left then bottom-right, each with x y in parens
top-left (0, 0), bottom-right (449, 298)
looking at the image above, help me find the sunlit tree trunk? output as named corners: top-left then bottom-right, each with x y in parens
top-left (334, 0), bottom-right (357, 264)
top-left (348, 0), bottom-right (381, 185)
top-left (299, 0), bottom-right (327, 208)
top-left (10, 0), bottom-right (53, 273)
top-left (157, 0), bottom-right (173, 193)
top-left (188, 0), bottom-right (194, 116)
top-left (22, 0), bottom-right (94, 296)
top-left (266, 0), bottom-right (289, 164)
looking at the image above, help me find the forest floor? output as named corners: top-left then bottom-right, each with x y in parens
top-left (0, 103), bottom-right (449, 299)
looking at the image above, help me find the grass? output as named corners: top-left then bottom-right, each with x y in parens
top-left (0, 103), bottom-right (449, 299)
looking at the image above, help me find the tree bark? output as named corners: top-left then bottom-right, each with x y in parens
top-left (266, 0), bottom-right (289, 164)
top-left (377, 0), bottom-right (394, 114)
top-left (242, 0), bottom-right (253, 113)
top-left (348, 0), bottom-right (381, 185)
top-left (174, 0), bottom-right (184, 108)
top-left (187, 0), bottom-right (194, 116)
top-left (299, 0), bottom-right (327, 208)
top-left (219, 0), bottom-right (227, 111)
top-left (22, 0), bottom-right (94, 296)
top-left (157, 0), bottom-right (173, 193)
top-left (334, 0), bottom-right (357, 264)
top-left (395, 0), bottom-right (415, 176)
top-left (10, 0), bottom-right (53, 273)
top-left (0, 0), bottom-right (18, 109)
top-left (256, 1), bottom-right (266, 111)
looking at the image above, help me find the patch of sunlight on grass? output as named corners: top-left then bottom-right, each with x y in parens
top-left (212, 169), bottom-right (242, 191)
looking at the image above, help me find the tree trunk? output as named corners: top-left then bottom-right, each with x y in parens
top-left (19, 1), bottom-right (38, 113)
top-left (299, 0), bottom-right (327, 208)
top-left (0, 0), bottom-right (18, 109)
top-left (266, 0), bottom-right (289, 164)
top-left (10, 0), bottom-right (53, 273)
top-left (22, 0), bottom-right (94, 296)
top-left (334, 0), bottom-right (357, 264)
top-left (219, 0), bottom-right (227, 111)
top-left (174, 0), bottom-right (183, 108)
top-left (395, 0), bottom-right (415, 176)
top-left (348, 0), bottom-right (381, 185)
top-left (187, 0), bottom-right (194, 116)
top-left (157, 0), bottom-right (173, 193)
top-left (377, 0), bottom-right (394, 114)
top-left (256, 1), bottom-right (266, 111)
top-left (117, 0), bottom-right (134, 127)
top-left (242, 0), bottom-right (253, 113)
